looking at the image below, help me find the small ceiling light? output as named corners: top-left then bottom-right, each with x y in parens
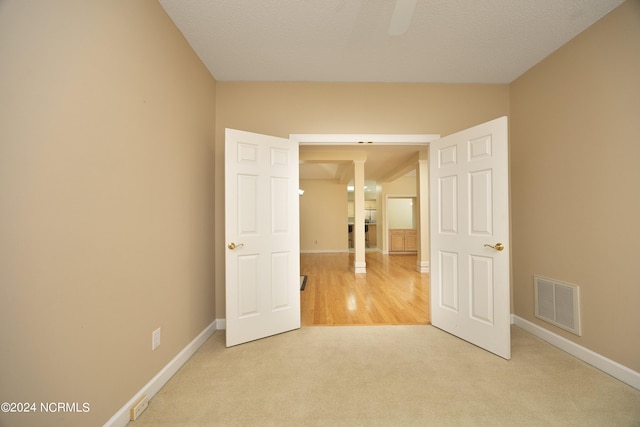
top-left (298, 189), bottom-right (305, 196)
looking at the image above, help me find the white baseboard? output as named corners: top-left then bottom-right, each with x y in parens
top-left (104, 320), bottom-right (219, 427)
top-left (416, 261), bottom-right (430, 273)
top-left (512, 315), bottom-right (640, 391)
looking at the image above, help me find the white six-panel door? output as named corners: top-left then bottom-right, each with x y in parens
top-left (429, 117), bottom-right (511, 359)
top-left (225, 129), bottom-right (300, 347)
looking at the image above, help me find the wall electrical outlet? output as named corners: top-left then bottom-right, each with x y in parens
top-left (130, 394), bottom-right (148, 421)
top-left (152, 328), bottom-right (161, 350)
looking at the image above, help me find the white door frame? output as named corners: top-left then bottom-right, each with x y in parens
top-left (291, 133), bottom-right (439, 273)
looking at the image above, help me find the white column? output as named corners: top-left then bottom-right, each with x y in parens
top-left (353, 160), bottom-right (366, 274)
top-left (416, 152), bottom-right (430, 273)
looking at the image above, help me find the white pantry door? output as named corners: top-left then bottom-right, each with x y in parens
top-left (225, 129), bottom-right (300, 347)
top-left (429, 116), bottom-right (511, 359)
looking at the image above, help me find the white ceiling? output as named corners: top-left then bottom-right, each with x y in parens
top-left (158, 0), bottom-right (623, 84)
top-left (158, 0), bottom-right (623, 182)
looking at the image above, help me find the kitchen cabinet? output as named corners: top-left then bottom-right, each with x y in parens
top-left (389, 229), bottom-right (417, 252)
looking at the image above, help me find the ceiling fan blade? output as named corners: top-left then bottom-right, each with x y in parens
top-left (388, 0), bottom-right (417, 36)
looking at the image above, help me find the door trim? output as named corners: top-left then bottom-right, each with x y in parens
top-left (291, 134), bottom-right (439, 145)
top-left (292, 133), bottom-right (439, 273)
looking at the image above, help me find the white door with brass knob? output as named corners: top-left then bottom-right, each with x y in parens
top-left (430, 116), bottom-right (511, 359)
top-left (225, 129), bottom-right (300, 347)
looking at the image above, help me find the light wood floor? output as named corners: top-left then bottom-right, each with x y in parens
top-left (300, 252), bottom-right (430, 326)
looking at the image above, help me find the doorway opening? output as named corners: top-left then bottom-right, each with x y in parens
top-left (294, 133), bottom-right (436, 264)
top-left (294, 133), bottom-right (437, 326)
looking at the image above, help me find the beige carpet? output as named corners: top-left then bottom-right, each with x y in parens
top-left (132, 325), bottom-right (640, 426)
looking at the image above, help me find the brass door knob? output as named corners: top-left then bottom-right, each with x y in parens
top-left (227, 242), bottom-right (244, 250)
top-left (484, 243), bottom-right (504, 251)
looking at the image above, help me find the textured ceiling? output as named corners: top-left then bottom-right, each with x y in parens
top-left (158, 0), bottom-right (624, 84)
top-left (157, 0), bottom-right (624, 182)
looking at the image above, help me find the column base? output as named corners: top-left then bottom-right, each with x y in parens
top-left (416, 261), bottom-right (430, 273)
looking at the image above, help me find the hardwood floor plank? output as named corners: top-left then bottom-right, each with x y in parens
top-left (300, 252), bottom-right (430, 326)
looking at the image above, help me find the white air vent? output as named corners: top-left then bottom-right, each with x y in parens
top-left (534, 275), bottom-right (581, 336)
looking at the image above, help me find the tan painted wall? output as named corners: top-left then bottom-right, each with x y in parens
top-left (0, 1), bottom-right (216, 426)
top-left (510, 0), bottom-right (640, 371)
top-left (2, 0), bottom-right (637, 423)
top-left (299, 180), bottom-right (349, 252)
top-left (387, 198), bottom-right (415, 229)
top-left (215, 82), bottom-right (510, 316)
